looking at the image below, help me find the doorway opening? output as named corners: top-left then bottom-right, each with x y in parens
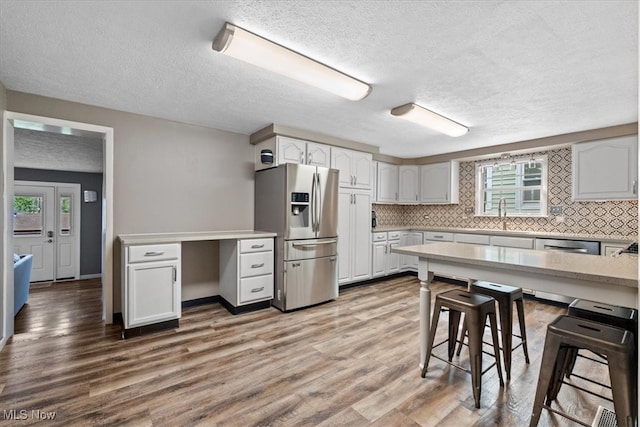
top-left (2, 111), bottom-right (114, 347)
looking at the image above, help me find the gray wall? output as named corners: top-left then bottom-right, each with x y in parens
top-left (7, 90), bottom-right (255, 311)
top-left (14, 168), bottom-right (103, 276)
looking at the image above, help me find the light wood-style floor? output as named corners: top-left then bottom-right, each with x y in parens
top-left (1, 276), bottom-right (615, 426)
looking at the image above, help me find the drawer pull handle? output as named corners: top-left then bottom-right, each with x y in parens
top-left (251, 244), bottom-right (265, 249)
top-left (144, 251), bottom-right (165, 256)
top-left (251, 287), bottom-right (265, 293)
top-left (433, 235), bottom-right (443, 239)
top-left (251, 263), bottom-right (264, 268)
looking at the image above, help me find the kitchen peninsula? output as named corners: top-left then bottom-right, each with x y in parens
top-left (392, 242), bottom-right (639, 367)
top-left (119, 230), bottom-right (276, 337)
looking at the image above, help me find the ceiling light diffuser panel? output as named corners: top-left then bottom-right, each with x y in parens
top-left (212, 23), bottom-right (371, 101)
top-left (390, 103), bottom-right (469, 137)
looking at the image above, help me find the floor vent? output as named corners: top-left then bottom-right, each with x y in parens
top-left (592, 406), bottom-right (617, 427)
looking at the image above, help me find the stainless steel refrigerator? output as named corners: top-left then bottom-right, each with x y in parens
top-left (255, 163), bottom-right (339, 311)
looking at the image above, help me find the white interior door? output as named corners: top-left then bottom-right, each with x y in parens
top-left (55, 186), bottom-right (81, 280)
top-left (13, 185), bottom-right (55, 282)
top-left (14, 182), bottom-right (81, 282)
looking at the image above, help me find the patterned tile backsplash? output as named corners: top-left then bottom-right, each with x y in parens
top-left (373, 146), bottom-right (638, 239)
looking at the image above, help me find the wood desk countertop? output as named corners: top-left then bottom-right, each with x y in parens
top-left (118, 230), bottom-right (277, 245)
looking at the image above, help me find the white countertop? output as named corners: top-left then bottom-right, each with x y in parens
top-left (373, 226), bottom-right (635, 245)
top-left (119, 230), bottom-right (276, 245)
top-left (393, 242), bottom-right (638, 289)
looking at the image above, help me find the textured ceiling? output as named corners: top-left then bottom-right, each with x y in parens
top-left (0, 1), bottom-right (637, 158)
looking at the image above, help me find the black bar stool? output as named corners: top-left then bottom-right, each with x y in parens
top-left (564, 299), bottom-right (637, 380)
top-left (530, 315), bottom-right (636, 427)
top-left (456, 281), bottom-right (530, 380)
top-left (421, 289), bottom-right (504, 409)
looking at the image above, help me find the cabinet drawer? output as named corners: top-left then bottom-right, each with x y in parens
top-left (240, 252), bottom-right (274, 277)
top-left (387, 231), bottom-right (402, 240)
top-left (239, 274), bottom-right (273, 303)
top-left (372, 232), bottom-right (387, 242)
top-left (240, 238), bottom-right (274, 253)
top-left (423, 232), bottom-right (453, 242)
top-left (455, 233), bottom-right (490, 245)
top-left (490, 236), bottom-right (534, 249)
top-left (128, 244), bottom-right (180, 263)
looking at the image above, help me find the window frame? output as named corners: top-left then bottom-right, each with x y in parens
top-left (474, 155), bottom-right (548, 217)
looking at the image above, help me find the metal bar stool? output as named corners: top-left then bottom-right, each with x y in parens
top-left (421, 289), bottom-right (504, 409)
top-left (564, 299), bottom-right (637, 381)
top-left (530, 315), bottom-right (636, 427)
top-left (455, 281), bottom-right (530, 380)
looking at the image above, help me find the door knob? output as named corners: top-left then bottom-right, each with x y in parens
top-left (47, 239), bottom-right (53, 243)
top-left (47, 231), bottom-right (54, 237)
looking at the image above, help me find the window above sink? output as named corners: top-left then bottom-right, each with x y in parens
top-left (475, 155), bottom-right (548, 217)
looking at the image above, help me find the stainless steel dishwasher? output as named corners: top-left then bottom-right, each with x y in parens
top-left (533, 238), bottom-right (601, 303)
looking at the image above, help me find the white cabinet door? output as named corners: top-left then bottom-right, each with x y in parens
top-left (306, 142), bottom-right (331, 168)
top-left (337, 188), bottom-right (371, 284)
top-left (420, 162), bottom-right (459, 203)
top-left (387, 239), bottom-right (401, 274)
top-left (331, 147), bottom-right (372, 189)
top-left (377, 162), bottom-right (399, 203)
top-left (337, 189), bottom-right (353, 284)
top-left (332, 147), bottom-right (354, 188)
top-left (372, 241), bottom-right (387, 277)
top-left (352, 190), bottom-right (372, 281)
top-left (277, 136), bottom-right (306, 165)
top-left (572, 135), bottom-right (638, 200)
top-left (399, 166), bottom-right (420, 203)
top-left (352, 150), bottom-right (373, 189)
top-left (127, 260), bottom-right (180, 328)
top-left (406, 232), bottom-right (423, 270)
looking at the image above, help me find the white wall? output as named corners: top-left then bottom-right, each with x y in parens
top-left (7, 91), bottom-right (255, 314)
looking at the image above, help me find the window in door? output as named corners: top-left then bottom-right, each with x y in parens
top-left (476, 155), bottom-right (548, 217)
top-left (13, 195), bottom-right (44, 236)
top-left (59, 194), bottom-right (72, 236)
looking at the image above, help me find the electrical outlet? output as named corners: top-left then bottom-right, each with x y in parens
top-left (464, 207), bottom-right (474, 214)
top-left (550, 206), bottom-right (563, 215)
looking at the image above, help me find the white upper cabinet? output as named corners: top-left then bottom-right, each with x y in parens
top-left (419, 161), bottom-right (460, 204)
top-left (255, 136), bottom-right (330, 170)
top-left (376, 162), bottom-right (399, 203)
top-left (306, 142), bottom-right (331, 167)
top-left (331, 147), bottom-right (372, 189)
top-left (278, 136), bottom-right (331, 168)
top-left (398, 165), bottom-right (420, 203)
top-left (572, 135), bottom-right (638, 201)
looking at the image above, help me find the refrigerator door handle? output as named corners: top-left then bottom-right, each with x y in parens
top-left (315, 172), bottom-right (321, 234)
top-left (292, 239), bottom-right (338, 248)
top-left (310, 172), bottom-right (317, 232)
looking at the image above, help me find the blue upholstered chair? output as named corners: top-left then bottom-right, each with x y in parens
top-left (14, 254), bottom-right (33, 315)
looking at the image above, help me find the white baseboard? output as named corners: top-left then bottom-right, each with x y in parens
top-left (80, 274), bottom-right (102, 280)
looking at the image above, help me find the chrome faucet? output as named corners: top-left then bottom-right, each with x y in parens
top-left (498, 198), bottom-right (508, 230)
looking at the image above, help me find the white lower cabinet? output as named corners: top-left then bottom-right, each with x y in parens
top-left (123, 243), bottom-right (181, 330)
top-left (220, 238), bottom-right (274, 312)
top-left (372, 235), bottom-right (387, 278)
top-left (490, 235), bottom-right (534, 249)
top-left (338, 189), bottom-right (372, 285)
top-left (454, 233), bottom-right (490, 245)
top-left (371, 231), bottom-right (402, 276)
top-left (401, 231), bottom-right (423, 271)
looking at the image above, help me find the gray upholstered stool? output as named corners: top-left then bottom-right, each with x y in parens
top-left (455, 281), bottom-right (530, 380)
top-left (530, 315), bottom-right (636, 427)
top-left (564, 299), bottom-right (638, 381)
top-left (421, 289), bottom-right (504, 409)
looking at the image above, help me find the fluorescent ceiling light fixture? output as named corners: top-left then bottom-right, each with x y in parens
top-left (390, 103), bottom-right (469, 137)
top-left (212, 23), bottom-right (371, 101)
